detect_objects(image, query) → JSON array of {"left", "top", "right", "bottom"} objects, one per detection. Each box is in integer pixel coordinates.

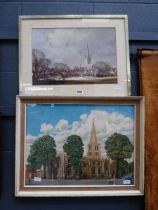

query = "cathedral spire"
[{"left": 85, "top": 43, "right": 92, "bottom": 65}]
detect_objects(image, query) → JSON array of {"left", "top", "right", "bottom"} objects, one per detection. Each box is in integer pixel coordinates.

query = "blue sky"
[{"left": 26, "top": 104, "right": 134, "bottom": 136}]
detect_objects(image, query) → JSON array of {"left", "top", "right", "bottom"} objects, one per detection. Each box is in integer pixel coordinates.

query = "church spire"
[
  {"left": 87, "top": 121, "right": 101, "bottom": 158},
  {"left": 90, "top": 121, "right": 97, "bottom": 144}
]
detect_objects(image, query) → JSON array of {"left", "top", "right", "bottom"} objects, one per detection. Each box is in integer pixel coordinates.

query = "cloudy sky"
[
  {"left": 26, "top": 104, "right": 134, "bottom": 157},
  {"left": 32, "top": 28, "right": 117, "bottom": 68}
]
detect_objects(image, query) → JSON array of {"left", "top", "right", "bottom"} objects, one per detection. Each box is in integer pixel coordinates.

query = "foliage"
[
  {"left": 117, "top": 159, "right": 129, "bottom": 177},
  {"left": 128, "top": 161, "right": 134, "bottom": 174},
  {"left": 105, "top": 132, "right": 134, "bottom": 178},
  {"left": 27, "top": 135, "right": 56, "bottom": 178},
  {"left": 63, "top": 135, "right": 84, "bottom": 179}
]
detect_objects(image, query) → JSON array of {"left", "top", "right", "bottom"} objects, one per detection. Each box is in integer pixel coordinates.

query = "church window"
[{"left": 83, "top": 163, "right": 87, "bottom": 167}]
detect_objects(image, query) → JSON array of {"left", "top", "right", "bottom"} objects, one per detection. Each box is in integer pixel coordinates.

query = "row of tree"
[
  {"left": 27, "top": 133, "right": 134, "bottom": 180},
  {"left": 32, "top": 49, "right": 117, "bottom": 83}
]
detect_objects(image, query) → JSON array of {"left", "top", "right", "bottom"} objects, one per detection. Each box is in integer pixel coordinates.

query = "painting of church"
[
  {"left": 25, "top": 101, "right": 135, "bottom": 187},
  {"left": 56, "top": 122, "right": 116, "bottom": 180}
]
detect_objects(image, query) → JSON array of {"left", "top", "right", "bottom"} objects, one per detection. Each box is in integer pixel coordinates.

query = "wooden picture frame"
[
  {"left": 19, "top": 15, "right": 130, "bottom": 96},
  {"left": 138, "top": 49, "right": 158, "bottom": 210},
  {"left": 15, "top": 96, "right": 144, "bottom": 197}
]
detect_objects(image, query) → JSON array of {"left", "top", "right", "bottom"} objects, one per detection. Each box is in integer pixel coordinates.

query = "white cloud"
[
  {"left": 55, "top": 119, "right": 68, "bottom": 131},
  {"left": 80, "top": 113, "right": 88, "bottom": 122},
  {"left": 71, "top": 121, "right": 80, "bottom": 132},
  {"left": 54, "top": 132, "right": 71, "bottom": 152},
  {"left": 26, "top": 134, "right": 37, "bottom": 144},
  {"left": 40, "top": 123, "right": 54, "bottom": 133}
]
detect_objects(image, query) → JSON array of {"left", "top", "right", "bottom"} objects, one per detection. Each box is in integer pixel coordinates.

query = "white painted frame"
[{"left": 15, "top": 96, "right": 144, "bottom": 197}]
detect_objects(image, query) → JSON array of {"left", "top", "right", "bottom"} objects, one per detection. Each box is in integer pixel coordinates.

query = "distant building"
[
  {"left": 56, "top": 152, "right": 68, "bottom": 179},
  {"left": 56, "top": 151, "right": 76, "bottom": 180},
  {"left": 25, "top": 137, "right": 35, "bottom": 165}
]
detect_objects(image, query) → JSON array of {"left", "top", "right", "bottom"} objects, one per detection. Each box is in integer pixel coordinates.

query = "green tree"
[
  {"left": 27, "top": 135, "right": 56, "bottom": 179},
  {"left": 128, "top": 161, "right": 134, "bottom": 174},
  {"left": 105, "top": 132, "right": 134, "bottom": 178},
  {"left": 118, "top": 159, "right": 129, "bottom": 177},
  {"left": 63, "top": 135, "right": 84, "bottom": 179}
]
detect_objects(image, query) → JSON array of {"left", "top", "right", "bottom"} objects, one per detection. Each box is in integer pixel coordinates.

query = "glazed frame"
[{"left": 19, "top": 15, "right": 130, "bottom": 96}]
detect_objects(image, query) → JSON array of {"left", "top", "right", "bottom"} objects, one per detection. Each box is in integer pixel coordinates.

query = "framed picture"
[
  {"left": 15, "top": 96, "right": 144, "bottom": 196},
  {"left": 19, "top": 15, "right": 130, "bottom": 96}
]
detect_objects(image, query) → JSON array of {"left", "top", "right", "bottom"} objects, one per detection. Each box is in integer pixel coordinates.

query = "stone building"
[
  {"left": 56, "top": 152, "right": 68, "bottom": 179},
  {"left": 81, "top": 121, "right": 111, "bottom": 179}
]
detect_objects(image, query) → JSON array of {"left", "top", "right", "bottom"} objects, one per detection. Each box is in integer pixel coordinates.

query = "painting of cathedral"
[
  {"left": 25, "top": 103, "right": 134, "bottom": 186},
  {"left": 32, "top": 28, "right": 117, "bottom": 85}
]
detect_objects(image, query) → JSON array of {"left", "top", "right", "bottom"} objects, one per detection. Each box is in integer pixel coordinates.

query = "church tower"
[{"left": 87, "top": 121, "right": 101, "bottom": 158}]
